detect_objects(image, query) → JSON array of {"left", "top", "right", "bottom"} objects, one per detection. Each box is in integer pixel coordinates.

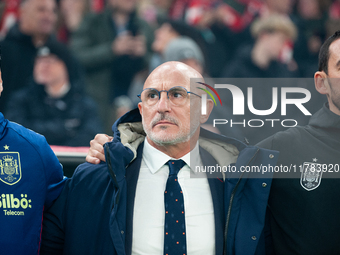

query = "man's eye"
[
  {"left": 173, "top": 92, "right": 183, "bottom": 98},
  {"left": 147, "top": 92, "right": 158, "bottom": 99},
  {"left": 170, "top": 89, "right": 186, "bottom": 98}
]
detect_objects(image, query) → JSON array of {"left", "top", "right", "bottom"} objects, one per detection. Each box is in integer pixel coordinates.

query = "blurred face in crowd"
[
  {"left": 262, "top": 31, "right": 288, "bottom": 60},
  {"left": 20, "top": 0, "right": 57, "bottom": 36},
  {"left": 297, "top": 0, "right": 320, "bottom": 19},
  {"left": 34, "top": 55, "right": 68, "bottom": 86},
  {"left": 152, "top": 23, "right": 179, "bottom": 53},
  {"left": 109, "top": 0, "right": 136, "bottom": 14},
  {"left": 138, "top": 62, "right": 211, "bottom": 148}
]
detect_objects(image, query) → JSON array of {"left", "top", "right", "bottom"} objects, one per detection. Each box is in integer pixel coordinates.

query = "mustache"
[{"left": 151, "top": 113, "right": 179, "bottom": 127}]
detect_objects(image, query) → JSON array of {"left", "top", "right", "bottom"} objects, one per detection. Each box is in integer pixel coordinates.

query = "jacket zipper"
[
  {"left": 104, "top": 143, "right": 121, "bottom": 209},
  {"left": 224, "top": 148, "right": 260, "bottom": 255}
]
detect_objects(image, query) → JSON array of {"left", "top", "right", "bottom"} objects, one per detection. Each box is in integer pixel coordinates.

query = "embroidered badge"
[
  {"left": 300, "top": 161, "right": 322, "bottom": 191},
  {"left": 0, "top": 152, "right": 22, "bottom": 185}
]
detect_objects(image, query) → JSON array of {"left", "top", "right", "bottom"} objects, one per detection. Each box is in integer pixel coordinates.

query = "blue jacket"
[
  {"left": 0, "top": 112, "right": 65, "bottom": 254},
  {"left": 41, "top": 108, "right": 278, "bottom": 255}
]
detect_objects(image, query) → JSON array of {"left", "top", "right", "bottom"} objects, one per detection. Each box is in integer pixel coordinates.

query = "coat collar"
[{"left": 309, "top": 103, "right": 340, "bottom": 130}]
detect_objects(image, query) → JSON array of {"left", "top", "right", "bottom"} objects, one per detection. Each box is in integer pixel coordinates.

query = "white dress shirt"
[{"left": 132, "top": 139, "right": 215, "bottom": 255}]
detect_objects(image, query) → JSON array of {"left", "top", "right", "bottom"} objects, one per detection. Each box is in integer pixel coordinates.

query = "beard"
[
  {"left": 327, "top": 78, "right": 340, "bottom": 112},
  {"left": 142, "top": 112, "right": 200, "bottom": 146}
]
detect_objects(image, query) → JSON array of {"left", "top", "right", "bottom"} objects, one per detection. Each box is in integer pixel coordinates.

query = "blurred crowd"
[{"left": 0, "top": 0, "right": 339, "bottom": 146}]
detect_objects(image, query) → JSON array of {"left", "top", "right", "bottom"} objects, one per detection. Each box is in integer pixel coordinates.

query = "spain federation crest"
[
  {"left": 300, "top": 162, "right": 323, "bottom": 191},
  {"left": 0, "top": 152, "right": 22, "bottom": 185}
]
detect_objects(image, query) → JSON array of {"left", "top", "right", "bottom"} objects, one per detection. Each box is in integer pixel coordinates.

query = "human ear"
[
  {"left": 138, "top": 102, "right": 143, "bottom": 115},
  {"left": 200, "top": 99, "right": 214, "bottom": 124},
  {"left": 314, "top": 71, "right": 329, "bottom": 95}
]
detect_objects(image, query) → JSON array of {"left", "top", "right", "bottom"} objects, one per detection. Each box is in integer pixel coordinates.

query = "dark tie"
[{"left": 164, "top": 159, "right": 187, "bottom": 255}]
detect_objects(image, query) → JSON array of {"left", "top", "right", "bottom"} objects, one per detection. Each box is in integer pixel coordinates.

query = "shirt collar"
[{"left": 143, "top": 138, "right": 200, "bottom": 174}]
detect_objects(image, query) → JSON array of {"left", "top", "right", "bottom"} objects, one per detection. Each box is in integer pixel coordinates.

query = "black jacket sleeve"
[{"left": 41, "top": 179, "right": 71, "bottom": 255}]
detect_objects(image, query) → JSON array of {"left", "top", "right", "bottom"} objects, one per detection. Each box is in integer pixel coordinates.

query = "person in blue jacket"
[
  {"left": 0, "top": 48, "right": 66, "bottom": 254},
  {"left": 41, "top": 61, "right": 279, "bottom": 254}
]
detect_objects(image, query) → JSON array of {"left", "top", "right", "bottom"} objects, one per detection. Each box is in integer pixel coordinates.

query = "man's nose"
[{"left": 157, "top": 91, "right": 171, "bottom": 112}]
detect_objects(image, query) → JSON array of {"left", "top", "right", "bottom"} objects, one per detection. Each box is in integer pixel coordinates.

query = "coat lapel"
[
  {"left": 200, "top": 147, "right": 225, "bottom": 255},
  {"left": 125, "top": 142, "right": 144, "bottom": 255}
]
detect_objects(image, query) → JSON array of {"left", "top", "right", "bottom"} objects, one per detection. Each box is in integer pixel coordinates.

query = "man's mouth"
[
  {"left": 153, "top": 121, "right": 175, "bottom": 127},
  {"left": 151, "top": 114, "right": 178, "bottom": 128}
]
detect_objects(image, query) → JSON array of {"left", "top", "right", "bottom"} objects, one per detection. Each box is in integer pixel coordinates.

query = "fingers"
[
  {"left": 112, "top": 33, "right": 134, "bottom": 55},
  {"left": 85, "top": 155, "right": 101, "bottom": 164},
  {"left": 133, "top": 35, "right": 146, "bottom": 56},
  {"left": 93, "top": 133, "right": 113, "bottom": 146},
  {"left": 86, "top": 144, "right": 106, "bottom": 163},
  {"left": 86, "top": 134, "right": 113, "bottom": 164},
  {"left": 112, "top": 33, "right": 147, "bottom": 56}
]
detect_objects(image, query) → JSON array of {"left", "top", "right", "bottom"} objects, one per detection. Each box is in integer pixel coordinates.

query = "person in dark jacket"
[
  {"left": 41, "top": 61, "right": 279, "bottom": 254},
  {"left": 0, "top": 0, "right": 83, "bottom": 111},
  {"left": 5, "top": 42, "right": 102, "bottom": 147},
  {"left": 70, "top": 0, "right": 154, "bottom": 133},
  {"left": 222, "top": 14, "right": 299, "bottom": 78},
  {"left": 218, "top": 14, "right": 301, "bottom": 145},
  {"left": 257, "top": 30, "right": 340, "bottom": 254},
  {"left": 0, "top": 45, "right": 65, "bottom": 255}
]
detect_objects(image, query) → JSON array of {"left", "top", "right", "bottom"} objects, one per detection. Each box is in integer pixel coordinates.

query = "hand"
[
  {"left": 112, "top": 32, "right": 135, "bottom": 55},
  {"left": 132, "top": 35, "right": 146, "bottom": 57},
  {"left": 86, "top": 134, "right": 113, "bottom": 164}
]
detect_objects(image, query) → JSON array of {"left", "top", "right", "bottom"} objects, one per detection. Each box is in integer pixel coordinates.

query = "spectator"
[
  {"left": 5, "top": 42, "right": 102, "bottom": 147},
  {"left": 70, "top": 0, "right": 154, "bottom": 133},
  {"left": 194, "top": 0, "right": 264, "bottom": 77},
  {"left": 57, "top": 0, "right": 91, "bottom": 44},
  {"left": 0, "top": 0, "right": 83, "bottom": 112},
  {"left": 149, "top": 20, "right": 181, "bottom": 71},
  {"left": 150, "top": 19, "right": 208, "bottom": 72},
  {"left": 218, "top": 14, "right": 300, "bottom": 145},
  {"left": 195, "top": 0, "right": 296, "bottom": 77},
  {"left": 222, "top": 14, "right": 298, "bottom": 78},
  {"left": 0, "top": 45, "right": 65, "bottom": 255},
  {"left": 293, "top": 0, "right": 328, "bottom": 77},
  {"left": 197, "top": 0, "right": 263, "bottom": 32},
  {"left": 137, "top": 0, "right": 225, "bottom": 79}
]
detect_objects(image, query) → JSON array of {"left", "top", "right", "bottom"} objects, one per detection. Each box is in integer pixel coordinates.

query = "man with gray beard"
[{"left": 42, "top": 61, "right": 278, "bottom": 255}]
